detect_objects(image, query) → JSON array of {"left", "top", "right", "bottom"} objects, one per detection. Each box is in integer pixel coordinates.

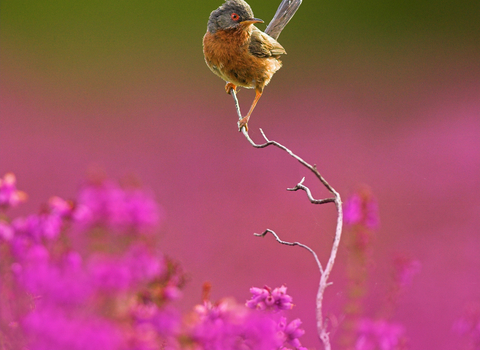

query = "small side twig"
[
  {"left": 255, "top": 229, "right": 324, "bottom": 275},
  {"left": 231, "top": 89, "right": 343, "bottom": 350},
  {"left": 287, "top": 177, "right": 336, "bottom": 205}
]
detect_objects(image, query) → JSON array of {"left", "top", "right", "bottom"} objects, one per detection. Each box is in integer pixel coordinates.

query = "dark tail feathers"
[{"left": 264, "top": 0, "right": 302, "bottom": 40}]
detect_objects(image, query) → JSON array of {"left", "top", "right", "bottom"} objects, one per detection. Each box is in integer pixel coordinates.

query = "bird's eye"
[{"left": 231, "top": 13, "right": 240, "bottom": 21}]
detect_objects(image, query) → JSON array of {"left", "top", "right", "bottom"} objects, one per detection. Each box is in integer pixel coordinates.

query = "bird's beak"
[{"left": 241, "top": 18, "right": 264, "bottom": 25}]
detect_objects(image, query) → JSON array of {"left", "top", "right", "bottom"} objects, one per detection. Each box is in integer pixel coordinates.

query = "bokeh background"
[{"left": 1, "top": 0, "right": 479, "bottom": 349}]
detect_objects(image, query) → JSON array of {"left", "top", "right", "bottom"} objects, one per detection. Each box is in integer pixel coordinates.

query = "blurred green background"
[{"left": 3, "top": 0, "right": 479, "bottom": 108}]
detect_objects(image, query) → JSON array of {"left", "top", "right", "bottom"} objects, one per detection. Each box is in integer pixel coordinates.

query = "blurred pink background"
[{"left": 1, "top": 0, "right": 479, "bottom": 349}]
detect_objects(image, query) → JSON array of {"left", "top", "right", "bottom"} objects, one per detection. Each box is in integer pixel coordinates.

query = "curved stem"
[
  {"left": 231, "top": 89, "right": 343, "bottom": 350},
  {"left": 255, "top": 229, "right": 324, "bottom": 274}
]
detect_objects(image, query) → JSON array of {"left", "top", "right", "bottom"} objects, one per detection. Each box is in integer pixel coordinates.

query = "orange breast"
[{"left": 203, "top": 29, "right": 282, "bottom": 92}]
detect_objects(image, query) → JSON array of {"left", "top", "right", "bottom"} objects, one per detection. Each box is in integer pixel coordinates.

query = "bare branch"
[
  {"left": 231, "top": 89, "right": 343, "bottom": 350},
  {"left": 287, "top": 177, "right": 336, "bottom": 205},
  {"left": 255, "top": 229, "right": 324, "bottom": 274},
  {"left": 231, "top": 90, "right": 338, "bottom": 195}
]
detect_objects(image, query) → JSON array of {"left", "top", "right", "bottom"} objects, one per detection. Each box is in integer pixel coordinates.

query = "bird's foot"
[
  {"left": 225, "top": 82, "right": 237, "bottom": 95},
  {"left": 238, "top": 116, "right": 249, "bottom": 132}
]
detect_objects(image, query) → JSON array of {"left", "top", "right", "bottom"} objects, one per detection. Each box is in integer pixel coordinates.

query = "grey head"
[{"left": 207, "top": 0, "right": 263, "bottom": 33}]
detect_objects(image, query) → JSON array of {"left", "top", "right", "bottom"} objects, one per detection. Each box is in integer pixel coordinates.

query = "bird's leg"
[
  {"left": 238, "top": 89, "right": 262, "bottom": 132},
  {"left": 225, "top": 82, "right": 237, "bottom": 94}
]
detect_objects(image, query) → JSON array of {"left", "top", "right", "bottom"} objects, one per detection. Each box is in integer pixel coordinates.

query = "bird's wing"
[{"left": 248, "top": 27, "right": 287, "bottom": 58}]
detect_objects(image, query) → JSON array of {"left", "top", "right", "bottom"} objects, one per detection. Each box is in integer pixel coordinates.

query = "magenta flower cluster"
[
  {"left": 75, "top": 177, "right": 164, "bottom": 233},
  {"left": 186, "top": 289, "right": 306, "bottom": 350},
  {"left": 246, "top": 285, "right": 294, "bottom": 312},
  {"left": 0, "top": 173, "right": 307, "bottom": 350},
  {"left": 189, "top": 299, "right": 284, "bottom": 350}
]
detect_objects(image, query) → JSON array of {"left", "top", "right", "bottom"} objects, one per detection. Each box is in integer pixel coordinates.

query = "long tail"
[{"left": 264, "top": 0, "right": 302, "bottom": 40}]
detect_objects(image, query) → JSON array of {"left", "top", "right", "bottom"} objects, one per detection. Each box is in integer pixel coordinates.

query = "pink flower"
[
  {"left": 75, "top": 178, "right": 164, "bottom": 233},
  {"left": 343, "top": 188, "right": 380, "bottom": 230},
  {"left": 246, "top": 285, "right": 293, "bottom": 312},
  {"left": 189, "top": 298, "right": 285, "bottom": 350},
  {"left": 278, "top": 316, "right": 307, "bottom": 349},
  {"left": 0, "top": 173, "right": 27, "bottom": 210},
  {"left": 0, "top": 220, "right": 14, "bottom": 241}
]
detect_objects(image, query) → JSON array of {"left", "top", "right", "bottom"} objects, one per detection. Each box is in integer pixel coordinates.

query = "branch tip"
[{"left": 254, "top": 231, "right": 268, "bottom": 237}]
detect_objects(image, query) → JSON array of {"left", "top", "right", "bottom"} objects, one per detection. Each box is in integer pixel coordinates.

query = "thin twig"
[
  {"left": 287, "top": 177, "right": 336, "bottom": 205},
  {"left": 255, "top": 229, "right": 324, "bottom": 274},
  {"left": 231, "top": 89, "right": 343, "bottom": 350}
]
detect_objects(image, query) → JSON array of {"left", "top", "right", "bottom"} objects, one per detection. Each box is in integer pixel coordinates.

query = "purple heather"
[{"left": 246, "top": 285, "right": 293, "bottom": 312}]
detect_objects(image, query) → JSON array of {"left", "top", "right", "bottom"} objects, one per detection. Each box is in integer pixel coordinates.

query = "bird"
[{"left": 203, "top": 0, "right": 302, "bottom": 131}]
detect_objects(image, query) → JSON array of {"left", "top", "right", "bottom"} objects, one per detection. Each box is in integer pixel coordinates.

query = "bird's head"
[{"left": 207, "top": 0, "right": 264, "bottom": 33}]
